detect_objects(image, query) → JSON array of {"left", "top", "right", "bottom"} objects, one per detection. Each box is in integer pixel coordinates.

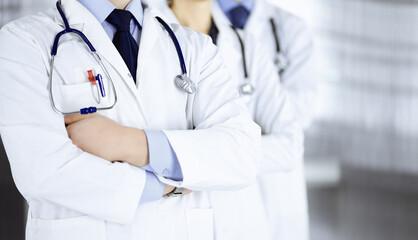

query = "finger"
[
  {"left": 64, "top": 113, "right": 95, "bottom": 125},
  {"left": 183, "top": 189, "right": 193, "bottom": 195}
]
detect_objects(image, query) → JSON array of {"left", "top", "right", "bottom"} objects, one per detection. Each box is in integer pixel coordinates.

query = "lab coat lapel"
[
  {"left": 56, "top": 0, "right": 141, "bottom": 104},
  {"left": 211, "top": 1, "right": 233, "bottom": 29},
  {"left": 136, "top": 7, "right": 159, "bottom": 90},
  {"left": 133, "top": 6, "right": 161, "bottom": 126},
  {"left": 135, "top": 8, "right": 173, "bottom": 126},
  {"left": 212, "top": 2, "right": 244, "bottom": 79},
  {"left": 245, "top": 0, "right": 270, "bottom": 39}
]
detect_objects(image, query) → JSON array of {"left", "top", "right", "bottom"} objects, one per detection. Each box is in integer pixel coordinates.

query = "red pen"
[
  {"left": 87, "top": 70, "right": 97, "bottom": 86},
  {"left": 87, "top": 70, "right": 100, "bottom": 104}
]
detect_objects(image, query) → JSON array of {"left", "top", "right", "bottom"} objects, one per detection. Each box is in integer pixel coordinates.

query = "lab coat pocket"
[
  {"left": 58, "top": 82, "right": 99, "bottom": 113},
  {"left": 185, "top": 208, "right": 214, "bottom": 240},
  {"left": 30, "top": 215, "right": 106, "bottom": 240},
  {"left": 51, "top": 65, "right": 116, "bottom": 114}
]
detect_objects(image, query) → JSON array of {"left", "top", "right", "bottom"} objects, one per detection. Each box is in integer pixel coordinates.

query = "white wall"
[
  {"left": 0, "top": 0, "right": 54, "bottom": 26},
  {"left": 255, "top": 0, "right": 418, "bottom": 175},
  {"left": 289, "top": 0, "right": 418, "bottom": 174},
  {"left": 20, "top": 0, "right": 55, "bottom": 15}
]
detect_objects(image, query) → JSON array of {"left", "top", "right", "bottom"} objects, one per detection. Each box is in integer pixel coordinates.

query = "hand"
[
  {"left": 163, "top": 185, "right": 175, "bottom": 195},
  {"left": 183, "top": 189, "right": 193, "bottom": 195},
  {"left": 65, "top": 114, "right": 149, "bottom": 167},
  {"left": 163, "top": 185, "right": 193, "bottom": 196}
]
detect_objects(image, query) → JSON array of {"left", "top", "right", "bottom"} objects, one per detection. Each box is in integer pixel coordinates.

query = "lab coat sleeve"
[
  {"left": 163, "top": 36, "right": 261, "bottom": 191},
  {"left": 252, "top": 46, "right": 304, "bottom": 174},
  {"left": 280, "top": 17, "right": 317, "bottom": 129},
  {"left": 0, "top": 26, "right": 146, "bottom": 225}
]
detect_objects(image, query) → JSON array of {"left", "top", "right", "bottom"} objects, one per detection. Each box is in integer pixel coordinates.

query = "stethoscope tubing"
[
  {"left": 230, "top": 27, "right": 255, "bottom": 96},
  {"left": 270, "top": 18, "right": 288, "bottom": 77},
  {"left": 50, "top": 1, "right": 193, "bottom": 115},
  {"left": 155, "top": 16, "right": 188, "bottom": 76},
  {"left": 270, "top": 18, "right": 281, "bottom": 54},
  {"left": 52, "top": 1, "right": 96, "bottom": 55},
  {"left": 231, "top": 26, "right": 249, "bottom": 79},
  {"left": 49, "top": 1, "right": 118, "bottom": 115}
]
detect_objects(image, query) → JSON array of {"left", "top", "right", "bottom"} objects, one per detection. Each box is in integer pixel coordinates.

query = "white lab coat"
[
  {"left": 160, "top": 3, "right": 304, "bottom": 240},
  {"left": 0, "top": 1, "right": 261, "bottom": 240},
  {"left": 242, "top": 0, "right": 317, "bottom": 239}
]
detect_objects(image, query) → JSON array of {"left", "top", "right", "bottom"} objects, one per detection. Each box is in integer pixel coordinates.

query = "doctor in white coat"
[
  {"left": 213, "top": 0, "right": 317, "bottom": 239},
  {"left": 159, "top": 0, "right": 304, "bottom": 239},
  {"left": 0, "top": 0, "right": 261, "bottom": 239}
]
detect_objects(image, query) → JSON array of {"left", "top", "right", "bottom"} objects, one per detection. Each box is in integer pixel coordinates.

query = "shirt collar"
[
  {"left": 216, "top": 0, "right": 255, "bottom": 13},
  {"left": 78, "top": 0, "right": 144, "bottom": 26},
  {"left": 125, "top": 0, "right": 144, "bottom": 26}
]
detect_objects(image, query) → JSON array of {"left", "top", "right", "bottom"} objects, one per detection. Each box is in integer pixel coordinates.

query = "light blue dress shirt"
[
  {"left": 78, "top": 0, "right": 183, "bottom": 204},
  {"left": 217, "top": 0, "right": 255, "bottom": 23},
  {"left": 78, "top": 0, "right": 143, "bottom": 42}
]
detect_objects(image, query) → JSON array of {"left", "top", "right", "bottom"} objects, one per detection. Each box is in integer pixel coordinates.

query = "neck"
[
  {"left": 170, "top": 0, "right": 212, "bottom": 35},
  {"left": 109, "top": 0, "right": 132, "bottom": 9}
]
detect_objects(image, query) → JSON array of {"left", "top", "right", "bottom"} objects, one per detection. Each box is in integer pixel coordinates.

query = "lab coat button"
[
  {"left": 127, "top": 73, "right": 132, "bottom": 78},
  {"left": 162, "top": 169, "right": 169, "bottom": 175}
]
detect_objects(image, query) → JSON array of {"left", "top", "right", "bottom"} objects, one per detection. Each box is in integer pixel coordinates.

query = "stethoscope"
[
  {"left": 209, "top": 20, "right": 255, "bottom": 96},
  {"left": 230, "top": 27, "right": 254, "bottom": 96},
  {"left": 226, "top": 19, "right": 289, "bottom": 96},
  {"left": 50, "top": 1, "right": 196, "bottom": 115},
  {"left": 270, "top": 18, "right": 288, "bottom": 76}
]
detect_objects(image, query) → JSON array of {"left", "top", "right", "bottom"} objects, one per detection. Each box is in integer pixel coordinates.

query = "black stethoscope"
[
  {"left": 230, "top": 27, "right": 254, "bottom": 96},
  {"left": 209, "top": 23, "right": 254, "bottom": 95},
  {"left": 50, "top": 1, "right": 195, "bottom": 115},
  {"left": 270, "top": 18, "right": 288, "bottom": 76},
  {"left": 211, "top": 18, "right": 288, "bottom": 96}
]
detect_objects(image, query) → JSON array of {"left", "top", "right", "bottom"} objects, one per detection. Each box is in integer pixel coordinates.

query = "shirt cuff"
[
  {"left": 144, "top": 130, "right": 183, "bottom": 181},
  {"left": 139, "top": 171, "right": 165, "bottom": 204}
]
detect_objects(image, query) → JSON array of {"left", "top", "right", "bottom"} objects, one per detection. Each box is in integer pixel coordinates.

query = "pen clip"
[
  {"left": 96, "top": 74, "right": 106, "bottom": 98},
  {"left": 87, "top": 70, "right": 100, "bottom": 104}
]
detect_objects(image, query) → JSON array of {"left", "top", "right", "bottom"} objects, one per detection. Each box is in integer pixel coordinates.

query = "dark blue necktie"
[
  {"left": 209, "top": 20, "right": 219, "bottom": 45},
  {"left": 229, "top": 5, "right": 250, "bottom": 29},
  {"left": 106, "top": 9, "right": 139, "bottom": 82}
]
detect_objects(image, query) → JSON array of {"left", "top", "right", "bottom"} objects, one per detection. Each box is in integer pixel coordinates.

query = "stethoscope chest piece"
[
  {"left": 240, "top": 83, "right": 255, "bottom": 96},
  {"left": 175, "top": 74, "right": 196, "bottom": 94},
  {"left": 154, "top": 17, "right": 196, "bottom": 95},
  {"left": 275, "top": 52, "right": 288, "bottom": 74}
]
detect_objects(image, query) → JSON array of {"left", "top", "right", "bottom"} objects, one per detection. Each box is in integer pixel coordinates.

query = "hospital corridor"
[{"left": 1, "top": 0, "right": 417, "bottom": 239}]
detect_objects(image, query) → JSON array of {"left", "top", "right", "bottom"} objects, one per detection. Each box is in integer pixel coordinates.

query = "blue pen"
[{"left": 96, "top": 74, "right": 106, "bottom": 97}]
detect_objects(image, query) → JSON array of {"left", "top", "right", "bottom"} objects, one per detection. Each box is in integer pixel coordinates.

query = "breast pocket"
[
  {"left": 30, "top": 215, "right": 106, "bottom": 240},
  {"left": 185, "top": 208, "right": 214, "bottom": 240},
  {"left": 51, "top": 65, "right": 117, "bottom": 114}
]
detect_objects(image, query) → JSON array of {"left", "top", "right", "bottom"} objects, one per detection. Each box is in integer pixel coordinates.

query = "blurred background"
[{"left": 1, "top": 0, "right": 417, "bottom": 239}]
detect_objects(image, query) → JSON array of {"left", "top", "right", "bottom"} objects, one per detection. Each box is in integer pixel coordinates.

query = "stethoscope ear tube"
[
  {"left": 52, "top": 1, "right": 96, "bottom": 56},
  {"left": 56, "top": 1, "right": 70, "bottom": 31}
]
